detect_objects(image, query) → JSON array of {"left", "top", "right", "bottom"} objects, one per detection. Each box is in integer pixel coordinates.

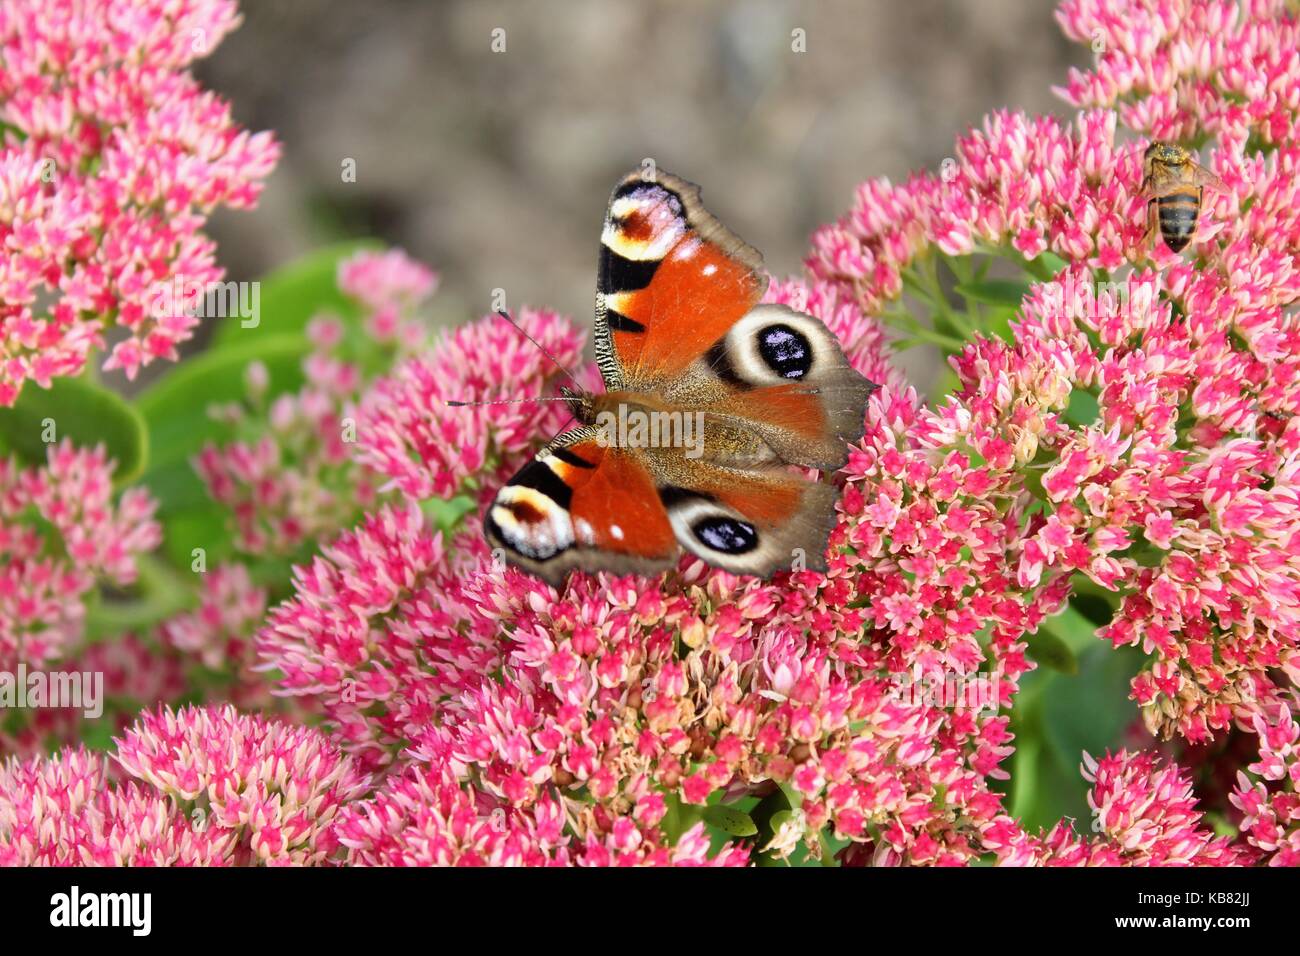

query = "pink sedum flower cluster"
[
  {"left": 870, "top": 270, "right": 1300, "bottom": 742},
  {"left": 0, "top": 0, "right": 279, "bottom": 403},
  {"left": 356, "top": 307, "right": 588, "bottom": 501},
  {"left": 8, "top": 0, "right": 1300, "bottom": 868},
  {"left": 334, "top": 760, "right": 748, "bottom": 866},
  {"left": 0, "top": 746, "right": 230, "bottom": 865},
  {"left": 1056, "top": 0, "right": 1300, "bottom": 148},
  {"left": 807, "top": 2, "right": 1300, "bottom": 744},
  {"left": 258, "top": 491, "right": 1034, "bottom": 864},
  {"left": 1, "top": 441, "right": 159, "bottom": 668},
  {"left": 1231, "top": 692, "right": 1300, "bottom": 864},
  {"left": 255, "top": 502, "right": 484, "bottom": 772},
  {"left": 0, "top": 704, "right": 367, "bottom": 865},
  {"left": 1002, "top": 749, "right": 1242, "bottom": 865}
]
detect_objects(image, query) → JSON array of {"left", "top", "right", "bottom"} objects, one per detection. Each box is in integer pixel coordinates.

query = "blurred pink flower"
[
  {"left": 161, "top": 564, "right": 265, "bottom": 671},
  {"left": 0, "top": 442, "right": 159, "bottom": 668},
  {"left": 339, "top": 248, "right": 437, "bottom": 306},
  {"left": 0, "top": 0, "right": 279, "bottom": 403},
  {"left": 159, "top": 563, "right": 274, "bottom": 710},
  {"left": 0, "top": 634, "right": 187, "bottom": 760},
  {"left": 195, "top": 352, "right": 376, "bottom": 555},
  {"left": 356, "top": 307, "right": 588, "bottom": 501}
]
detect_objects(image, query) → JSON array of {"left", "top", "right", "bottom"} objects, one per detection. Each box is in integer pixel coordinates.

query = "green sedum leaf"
[
  {"left": 702, "top": 805, "right": 759, "bottom": 838},
  {"left": 135, "top": 336, "right": 308, "bottom": 568},
  {"left": 954, "top": 278, "right": 1033, "bottom": 309},
  {"left": 421, "top": 495, "right": 478, "bottom": 536},
  {"left": 1065, "top": 388, "right": 1100, "bottom": 427},
  {"left": 1039, "top": 604, "right": 1103, "bottom": 657},
  {"left": 210, "top": 239, "right": 383, "bottom": 348},
  {"left": 0, "top": 375, "right": 148, "bottom": 485},
  {"left": 1007, "top": 609, "right": 1144, "bottom": 833},
  {"left": 1024, "top": 627, "right": 1078, "bottom": 675}
]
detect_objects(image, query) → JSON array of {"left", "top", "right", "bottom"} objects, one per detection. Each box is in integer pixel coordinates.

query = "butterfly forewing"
[{"left": 595, "top": 171, "right": 766, "bottom": 389}]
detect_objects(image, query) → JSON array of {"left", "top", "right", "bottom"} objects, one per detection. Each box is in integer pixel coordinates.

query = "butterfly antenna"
[
  {"left": 494, "top": 310, "right": 582, "bottom": 389},
  {"left": 445, "top": 311, "right": 586, "bottom": 407},
  {"left": 445, "top": 396, "right": 573, "bottom": 408}
]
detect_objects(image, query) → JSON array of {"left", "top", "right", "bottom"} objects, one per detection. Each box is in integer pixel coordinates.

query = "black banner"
[{"left": 0, "top": 865, "right": 1288, "bottom": 943}]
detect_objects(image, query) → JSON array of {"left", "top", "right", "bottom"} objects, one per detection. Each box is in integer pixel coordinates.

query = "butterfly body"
[{"left": 484, "top": 170, "right": 877, "bottom": 586}]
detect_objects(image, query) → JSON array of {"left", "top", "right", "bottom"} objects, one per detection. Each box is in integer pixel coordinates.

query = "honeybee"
[{"left": 1141, "top": 141, "right": 1226, "bottom": 253}]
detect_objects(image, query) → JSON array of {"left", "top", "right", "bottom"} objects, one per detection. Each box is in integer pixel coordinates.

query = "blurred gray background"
[{"left": 198, "top": 0, "right": 1086, "bottom": 332}]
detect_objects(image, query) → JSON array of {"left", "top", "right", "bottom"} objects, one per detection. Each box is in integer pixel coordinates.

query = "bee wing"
[
  {"left": 1140, "top": 165, "right": 1176, "bottom": 197},
  {"left": 1190, "top": 162, "right": 1228, "bottom": 194}
]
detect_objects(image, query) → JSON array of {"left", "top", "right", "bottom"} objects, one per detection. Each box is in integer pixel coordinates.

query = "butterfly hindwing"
[
  {"left": 666, "top": 303, "right": 876, "bottom": 470},
  {"left": 657, "top": 462, "right": 839, "bottom": 576},
  {"left": 486, "top": 430, "right": 840, "bottom": 583},
  {"left": 485, "top": 430, "right": 680, "bottom": 586}
]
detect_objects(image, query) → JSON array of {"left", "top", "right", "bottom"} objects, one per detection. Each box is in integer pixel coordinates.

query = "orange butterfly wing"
[
  {"left": 484, "top": 429, "right": 837, "bottom": 585},
  {"left": 594, "top": 170, "right": 766, "bottom": 388},
  {"left": 484, "top": 434, "right": 679, "bottom": 585},
  {"left": 484, "top": 169, "right": 875, "bottom": 587}
]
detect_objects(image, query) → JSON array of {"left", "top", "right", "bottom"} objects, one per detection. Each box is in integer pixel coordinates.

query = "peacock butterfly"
[{"left": 477, "top": 168, "right": 877, "bottom": 586}]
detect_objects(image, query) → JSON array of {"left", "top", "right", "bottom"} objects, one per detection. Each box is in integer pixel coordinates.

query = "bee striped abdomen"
[{"left": 1157, "top": 188, "right": 1200, "bottom": 252}]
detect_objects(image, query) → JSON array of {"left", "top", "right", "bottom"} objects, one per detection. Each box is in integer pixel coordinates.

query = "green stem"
[
  {"left": 947, "top": 253, "right": 974, "bottom": 283},
  {"left": 901, "top": 269, "right": 939, "bottom": 307},
  {"left": 924, "top": 254, "right": 979, "bottom": 340},
  {"left": 818, "top": 830, "right": 839, "bottom": 866},
  {"left": 895, "top": 323, "right": 967, "bottom": 352},
  {"left": 981, "top": 241, "right": 1062, "bottom": 284}
]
